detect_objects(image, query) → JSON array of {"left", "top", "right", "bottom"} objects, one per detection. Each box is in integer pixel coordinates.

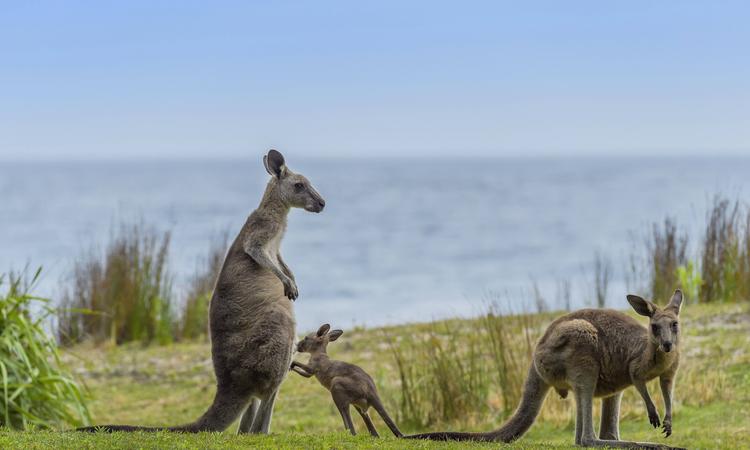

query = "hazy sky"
[{"left": 1, "top": 1, "right": 748, "bottom": 160}]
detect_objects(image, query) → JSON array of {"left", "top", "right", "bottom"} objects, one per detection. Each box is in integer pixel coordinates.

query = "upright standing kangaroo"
[
  {"left": 408, "top": 290, "right": 686, "bottom": 450},
  {"left": 78, "top": 149, "right": 326, "bottom": 433}
]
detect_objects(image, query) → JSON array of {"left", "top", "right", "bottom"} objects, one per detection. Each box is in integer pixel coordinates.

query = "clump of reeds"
[
  {"left": 178, "top": 232, "right": 228, "bottom": 340},
  {"left": 388, "top": 299, "right": 547, "bottom": 428},
  {"left": 627, "top": 195, "right": 750, "bottom": 304},
  {"left": 700, "top": 196, "right": 746, "bottom": 303},
  {"left": 0, "top": 269, "right": 90, "bottom": 429},
  {"left": 592, "top": 251, "right": 612, "bottom": 308},
  {"left": 57, "top": 223, "right": 174, "bottom": 346},
  {"left": 647, "top": 218, "right": 689, "bottom": 302},
  {"left": 388, "top": 320, "right": 489, "bottom": 428},
  {"left": 626, "top": 217, "right": 689, "bottom": 301},
  {"left": 481, "top": 303, "right": 539, "bottom": 416}
]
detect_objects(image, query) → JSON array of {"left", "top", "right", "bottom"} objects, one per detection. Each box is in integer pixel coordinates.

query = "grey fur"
[
  {"left": 77, "top": 149, "right": 325, "bottom": 434},
  {"left": 408, "top": 290, "right": 686, "bottom": 450},
  {"left": 291, "top": 324, "right": 403, "bottom": 438}
]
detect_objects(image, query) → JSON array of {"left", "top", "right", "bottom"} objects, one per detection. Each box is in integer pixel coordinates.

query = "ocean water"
[{"left": 1, "top": 156, "right": 748, "bottom": 331}]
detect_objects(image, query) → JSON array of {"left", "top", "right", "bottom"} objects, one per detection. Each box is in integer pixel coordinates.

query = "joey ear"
[
  {"left": 627, "top": 295, "right": 656, "bottom": 317},
  {"left": 665, "top": 289, "right": 683, "bottom": 315},
  {"left": 316, "top": 323, "right": 331, "bottom": 337},
  {"left": 328, "top": 330, "right": 343, "bottom": 341},
  {"left": 264, "top": 149, "right": 287, "bottom": 178}
]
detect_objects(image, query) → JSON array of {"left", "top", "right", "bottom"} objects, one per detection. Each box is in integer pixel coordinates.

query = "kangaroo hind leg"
[
  {"left": 248, "top": 389, "right": 278, "bottom": 434},
  {"left": 332, "top": 388, "right": 356, "bottom": 435},
  {"left": 599, "top": 392, "right": 622, "bottom": 440},
  {"left": 237, "top": 398, "right": 261, "bottom": 434},
  {"left": 355, "top": 406, "right": 379, "bottom": 437}
]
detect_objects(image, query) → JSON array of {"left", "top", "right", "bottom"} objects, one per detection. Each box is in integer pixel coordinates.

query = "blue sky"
[{"left": 1, "top": 1, "right": 748, "bottom": 160}]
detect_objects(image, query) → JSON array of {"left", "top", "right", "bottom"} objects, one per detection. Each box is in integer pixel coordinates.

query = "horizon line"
[{"left": 1, "top": 151, "right": 749, "bottom": 164}]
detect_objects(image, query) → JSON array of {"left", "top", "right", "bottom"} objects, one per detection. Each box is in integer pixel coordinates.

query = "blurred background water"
[{"left": 1, "top": 156, "right": 748, "bottom": 331}]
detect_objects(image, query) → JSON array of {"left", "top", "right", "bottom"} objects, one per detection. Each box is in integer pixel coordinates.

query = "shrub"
[{"left": 0, "top": 269, "right": 90, "bottom": 429}]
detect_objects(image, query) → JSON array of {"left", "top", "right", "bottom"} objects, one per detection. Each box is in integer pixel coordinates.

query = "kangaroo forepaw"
[{"left": 284, "top": 279, "right": 299, "bottom": 300}]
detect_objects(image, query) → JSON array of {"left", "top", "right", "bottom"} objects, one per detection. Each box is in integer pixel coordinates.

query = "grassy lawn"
[{"left": 1, "top": 302, "right": 748, "bottom": 449}]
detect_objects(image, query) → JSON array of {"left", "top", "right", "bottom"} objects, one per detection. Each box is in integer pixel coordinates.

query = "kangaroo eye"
[
  {"left": 651, "top": 324, "right": 660, "bottom": 334},
  {"left": 294, "top": 182, "right": 304, "bottom": 191},
  {"left": 671, "top": 322, "right": 679, "bottom": 330}
]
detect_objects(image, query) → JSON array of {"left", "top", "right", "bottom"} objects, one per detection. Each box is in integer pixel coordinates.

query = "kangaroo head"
[
  {"left": 627, "top": 289, "right": 683, "bottom": 353},
  {"left": 263, "top": 149, "right": 326, "bottom": 213},
  {"left": 296, "top": 323, "right": 343, "bottom": 354}
]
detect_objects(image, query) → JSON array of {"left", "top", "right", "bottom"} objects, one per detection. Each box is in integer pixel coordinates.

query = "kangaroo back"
[{"left": 406, "top": 363, "right": 549, "bottom": 442}]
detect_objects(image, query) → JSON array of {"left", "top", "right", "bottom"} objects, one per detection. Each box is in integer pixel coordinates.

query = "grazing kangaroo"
[
  {"left": 291, "top": 324, "right": 403, "bottom": 438},
  {"left": 78, "top": 149, "right": 325, "bottom": 434},
  {"left": 408, "top": 290, "right": 686, "bottom": 450}
]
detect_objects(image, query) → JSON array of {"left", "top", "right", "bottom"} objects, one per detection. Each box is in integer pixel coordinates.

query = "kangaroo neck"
[
  {"left": 258, "top": 181, "right": 290, "bottom": 220},
  {"left": 309, "top": 352, "right": 331, "bottom": 373},
  {"left": 309, "top": 352, "right": 335, "bottom": 389},
  {"left": 634, "top": 337, "right": 674, "bottom": 372}
]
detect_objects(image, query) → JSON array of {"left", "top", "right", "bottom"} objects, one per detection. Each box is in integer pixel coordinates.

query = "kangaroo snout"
[
  {"left": 306, "top": 197, "right": 326, "bottom": 213},
  {"left": 662, "top": 342, "right": 673, "bottom": 352}
]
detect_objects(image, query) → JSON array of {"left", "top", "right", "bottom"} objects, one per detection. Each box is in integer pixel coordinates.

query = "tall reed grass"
[
  {"left": 591, "top": 251, "right": 611, "bottom": 307},
  {"left": 57, "top": 224, "right": 174, "bottom": 345},
  {"left": 630, "top": 195, "right": 750, "bottom": 303},
  {"left": 388, "top": 300, "right": 546, "bottom": 428},
  {"left": 178, "top": 233, "right": 228, "bottom": 340},
  {"left": 699, "top": 196, "right": 750, "bottom": 303},
  {"left": 0, "top": 269, "right": 90, "bottom": 429}
]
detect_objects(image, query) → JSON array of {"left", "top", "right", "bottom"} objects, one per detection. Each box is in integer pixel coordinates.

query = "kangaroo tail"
[
  {"left": 370, "top": 395, "right": 403, "bottom": 437},
  {"left": 406, "top": 363, "right": 550, "bottom": 442},
  {"left": 76, "top": 386, "right": 249, "bottom": 433}
]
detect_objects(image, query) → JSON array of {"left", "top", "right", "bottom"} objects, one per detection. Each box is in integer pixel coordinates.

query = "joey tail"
[
  {"left": 406, "top": 364, "right": 550, "bottom": 442},
  {"left": 76, "top": 386, "right": 249, "bottom": 433}
]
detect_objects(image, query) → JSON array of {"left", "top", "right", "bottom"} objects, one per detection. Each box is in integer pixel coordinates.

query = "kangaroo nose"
[
  {"left": 318, "top": 199, "right": 326, "bottom": 208},
  {"left": 663, "top": 342, "right": 673, "bottom": 352}
]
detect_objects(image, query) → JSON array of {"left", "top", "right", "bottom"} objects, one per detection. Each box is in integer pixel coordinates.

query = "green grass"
[{"left": 2, "top": 302, "right": 749, "bottom": 449}]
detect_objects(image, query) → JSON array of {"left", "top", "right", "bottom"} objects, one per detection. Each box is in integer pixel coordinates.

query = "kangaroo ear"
[
  {"left": 316, "top": 324, "right": 331, "bottom": 337},
  {"left": 264, "top": 149, "right": 288, "bottom": 178},
  {"left": 627, "top": 295, "right": 656, "bottom": 317},
  {"left": 328, "top": 330, "right": 343, "bottom": 341},
  {"left": 665, "top": 289, "right": 683, "bottom": 315}
]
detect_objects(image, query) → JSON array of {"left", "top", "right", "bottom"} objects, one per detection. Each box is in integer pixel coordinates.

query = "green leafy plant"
[
  {"left": 0, "top": 269, "right": 90, "bottom": 429},
  {"left": 676, "top": 261, "right": 702, "bottom": 304}
]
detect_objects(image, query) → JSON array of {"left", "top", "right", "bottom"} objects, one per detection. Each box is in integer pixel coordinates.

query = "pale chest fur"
[
  {"left": 634, "top": 350, "right": 679, "bottom": 381},
  {"left": 264, "top": 224, "right": 287, "bottom": 260}
]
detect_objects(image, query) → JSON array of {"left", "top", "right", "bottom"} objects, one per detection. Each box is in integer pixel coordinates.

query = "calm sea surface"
[{"left": 1, "top": 157, "right": 748, "bottom": 331}]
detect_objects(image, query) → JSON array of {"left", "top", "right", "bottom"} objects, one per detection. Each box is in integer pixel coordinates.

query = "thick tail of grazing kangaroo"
[
  {"left": 76, "top": 387, "right": 248, "bottom": 433},
  {"left": 370, "top": 395, "right": 403, "bottom": 437},
  {"left": 406, "top": 363, "right": 550, "bottom": 442}
]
